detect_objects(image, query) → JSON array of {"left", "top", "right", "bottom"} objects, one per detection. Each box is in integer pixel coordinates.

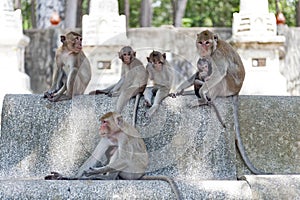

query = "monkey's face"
[
  {"left": 198, "top": 63, "right": 209, "bottom": 73},
  {"left": 119, "top": 46, "right": 135, "bottom": 64},
  {"left": 99, "top": 115, "right": 121, "bottom": 139},
  {"left": 196, "top": 31, "right": 218, "bottom": 58},
  {"left": 65, "top": 33, "right": 82, "bottom": 54},
  {"left": 147, "top": 51, "right": 165, "bottom": 71},
  {"left": 122, "top": 52, "right": 132, "bottom": 65},
  {"left": 99, "top": 119, "right": 110, "bottom": 137}
]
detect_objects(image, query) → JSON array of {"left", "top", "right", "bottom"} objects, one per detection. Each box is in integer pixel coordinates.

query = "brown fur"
[{"left": 44, "top": 31, "right": 91, "bottom": 101}]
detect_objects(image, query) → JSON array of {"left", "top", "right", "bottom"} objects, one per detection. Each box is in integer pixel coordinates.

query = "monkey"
[
  {"left": 171, "top": 57, "right": 225, "bottom": 127},
  {"left": 193, "top": 30, "right": 245, "bottom": 105},
  {"left": 143, "top": 50, "right": 176, "bottom": 117},
  {"left": 194, "top": 58, "right": 212, "bottom": 99},
  {"left": 43, "top": 31, "right": 91, "bottom": 102},
  {"left": 194, "top": 30, "right": 271, "bottom": 174},
  {"left": 45, "top": 112, "right": 182, "bottom": 200},
  {"left": 89, "top": 46, "right": 148, "bottom": 126}
]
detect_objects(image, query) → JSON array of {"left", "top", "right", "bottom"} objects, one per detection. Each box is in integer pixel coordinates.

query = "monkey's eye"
[{"left": 123, "top": 53, "right": 130, "bottom": 56}]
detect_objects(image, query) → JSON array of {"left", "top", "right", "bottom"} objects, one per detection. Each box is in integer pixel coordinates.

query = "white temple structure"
[
  {"left": 82, "top": 0, "right": 127, "bottom": 45},
  {"left": 82, "top": 0, "right": 129, "bottom": 93},
  {"left": 231, "top": 0, "right": 287, "bottom": 95},
  {"left": 0, "top": 0, "right": 31, "bottom": 113}
]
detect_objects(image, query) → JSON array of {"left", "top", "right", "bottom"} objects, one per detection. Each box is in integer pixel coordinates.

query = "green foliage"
[
  {"left": 269, "top": 0, "right": 297, "bottom": 26},
  {"left": 184, "top": 0, "right": 240, "bottom": 27},
  {"left": 21, "top": 0, "right": 33, "bottom": 30},
  {"left": 20, "top": 0, "right": 299, "bottom": 29}
]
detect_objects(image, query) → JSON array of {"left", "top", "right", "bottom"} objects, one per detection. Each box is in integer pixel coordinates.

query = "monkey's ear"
[
  {"left": 147, "top": 57, "right": 150, "bottom": 62},
  {"left": 133, "top": 51, "right": 136, "bottom": 57},
  {"left": 60, "top": 35, "right": 66, "bottom": 43},
  {"left": 115, "top": 114, "right": 124, "bottom": 128},
  {"left": 213, "top": 34, "right": 218, "bottom": 42},
  {"left": 118, "top": 51, "right": 122, "bottom": 59},
  {"left": 162, "top": 53, "right": 166, "bottom": 60}
]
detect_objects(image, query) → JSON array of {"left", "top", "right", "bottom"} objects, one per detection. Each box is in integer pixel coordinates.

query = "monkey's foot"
[
  {"left": 89, "top": 90, "right": 108, "bottom": 95},
  {"left": 144, "top": 100, "right": 152, "bottom": 107},
  {"left": 189, "top": 99, "right": 208, "bottom": 108}
]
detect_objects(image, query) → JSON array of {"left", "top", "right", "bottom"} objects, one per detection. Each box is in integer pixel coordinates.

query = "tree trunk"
[
  {"left": 36, "top": 0, "right": 65, "bottom": 29},
  {"left": 76, "top": 0, "right": 83, "bottom": 28},
  {"left": 14, "top": 0, "right": 21, "bottom": 9},
  {"left": 172, "top": 0, "right": 188, "bottom": 27},
  {"left": 65, "top": 0, "right": 78, "bottom": 28},
  {"left": 124, "top": 0, "right": 130, "bottom": 29},
  {"left": 31, "top": 0, "right": 37, "bottom": 28},
  {"left": 140, "top": 0, "right": 152, "bottom": 27},
  {"left": 297, "top": 0, "right": 300, "bottom": 27}
]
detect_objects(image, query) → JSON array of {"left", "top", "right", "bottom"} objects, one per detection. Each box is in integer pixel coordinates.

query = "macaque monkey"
[
  {"left": 44, "top": 31, "right": 91, "bottom": 101},
  {"left": 194, "top": 58, "right": 212, "bottom": 98},
  {"left": 194, "top": 30, "right": 245, "bottom": 105},
  {"left": 45, "top": 112, "right": 181, "bottom": 200},
  {"left": 89, "top": 46, "right": 148, "bottom": 126},
  {"left": 195, "top": 30, "right": 270, "bottom": 174},
  {"left": 143, "top": 50, "right": 175, "bottom": 117}
]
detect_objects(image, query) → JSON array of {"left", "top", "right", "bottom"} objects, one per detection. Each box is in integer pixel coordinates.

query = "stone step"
[
  {"left": 241, "top": 175, "right": 300, "bottom": 199},
  {"left": 0, "top": 179, "right": 251, "bottom": 200},
  {"left": 1, "top": 176, "right": 299, "bottom": 199}
]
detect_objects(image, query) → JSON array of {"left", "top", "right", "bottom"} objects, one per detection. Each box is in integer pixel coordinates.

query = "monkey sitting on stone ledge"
[{"left": 45, "top": 112, "right": 182, "bottom": 200}]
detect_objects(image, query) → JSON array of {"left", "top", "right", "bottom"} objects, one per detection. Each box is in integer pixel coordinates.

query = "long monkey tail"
[
  {"left": 232, "top": 95, "right": 272, "bottom": 175},
  {"left": 132, "top": 93, "right": 142, "bottom": 127},
  {"left": 141, "top": 175, "right": 182, "bottom": 200}
]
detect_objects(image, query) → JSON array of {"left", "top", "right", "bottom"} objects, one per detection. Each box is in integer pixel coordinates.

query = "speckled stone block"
[
  {"left": 237, "top": 95, "right": 300, "bottom": 176},
  {"left": 241, "top": 175, "right": 300, "bottom": 199},
  {"left": 0, "top": 94, "right": 236, "bottom": 180},
  {"left": 0, "top": 179, "right": 252, "bottom": 200}
]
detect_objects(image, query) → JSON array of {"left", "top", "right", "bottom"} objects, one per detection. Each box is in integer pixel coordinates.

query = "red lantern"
[
  {"left": 50, "top": 12, "right": 61, "bottom": 25},
  {"left": 276, "top": 12, "right": 286, "bottom": 25}
]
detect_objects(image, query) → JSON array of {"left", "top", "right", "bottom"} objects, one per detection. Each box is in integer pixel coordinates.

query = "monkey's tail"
[
  {"left": 232, "top": 95, "right": 272, "bottom": 175},
  {"left": 209, "top": 101, "right": 226, "bottom": 128},
  {"left": 132, "top": 93, "right": 141, "bottom": 127},
  {"left": 141, "top": 175, "right": 182, "bottom": 200}
]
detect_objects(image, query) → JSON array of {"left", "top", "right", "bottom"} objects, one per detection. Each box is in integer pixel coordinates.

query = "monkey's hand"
[
  {"left": 44, "top": 171, "right": 64, "bottom": 180},
  {"left": 169, "top": 93, "right": 176, "bottom": 98},
  {"left": 107, "top": 92, "right": 113, "bottom": 97},
  {"left": 43, "top": 91, "right": 55, "bottom": 99}
]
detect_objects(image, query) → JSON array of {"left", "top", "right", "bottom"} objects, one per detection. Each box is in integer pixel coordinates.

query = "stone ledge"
[
  {"left": 0, "top": 94, "right": 236, "bottom": 180},
  {"left": 0, "top": 179, "right": 251, "bottom": 200},
  {"left": 241, "top": 175, "right": 300, "bottom": 199}
]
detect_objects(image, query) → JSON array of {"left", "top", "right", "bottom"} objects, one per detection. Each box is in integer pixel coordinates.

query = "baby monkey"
[{"left": 194, "top": 58, "right": 212, "bottom": 99}]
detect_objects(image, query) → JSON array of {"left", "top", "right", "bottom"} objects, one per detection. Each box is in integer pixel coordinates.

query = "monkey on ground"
[
  {"left": 45, "top": 112, "right": 182, "bottom": 200},
  {"left": 89, "top": 46, "right": 148, "bottom": 126},
  {"left": 143, "top": 50, "right": 176, "bottom": 117},
  {"left": 44, "top": 31, "right": 91, "bottom": 102}
]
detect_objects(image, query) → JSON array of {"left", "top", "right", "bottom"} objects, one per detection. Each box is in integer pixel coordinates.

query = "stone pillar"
[
  {"left": 230, "top": 0, "right": 287, "bottom": 95},
  {"left": 233, "top": 0, "right": 276, "bottom": 37},
  {"left": 82, "top": 0, "right": 129, "bottom": 93},
  {"left": 82, "top": 0, "right": 127, "bottom": 45},
  {"left": 0, "top": 0, "right": 31, "bottom": 115}
]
